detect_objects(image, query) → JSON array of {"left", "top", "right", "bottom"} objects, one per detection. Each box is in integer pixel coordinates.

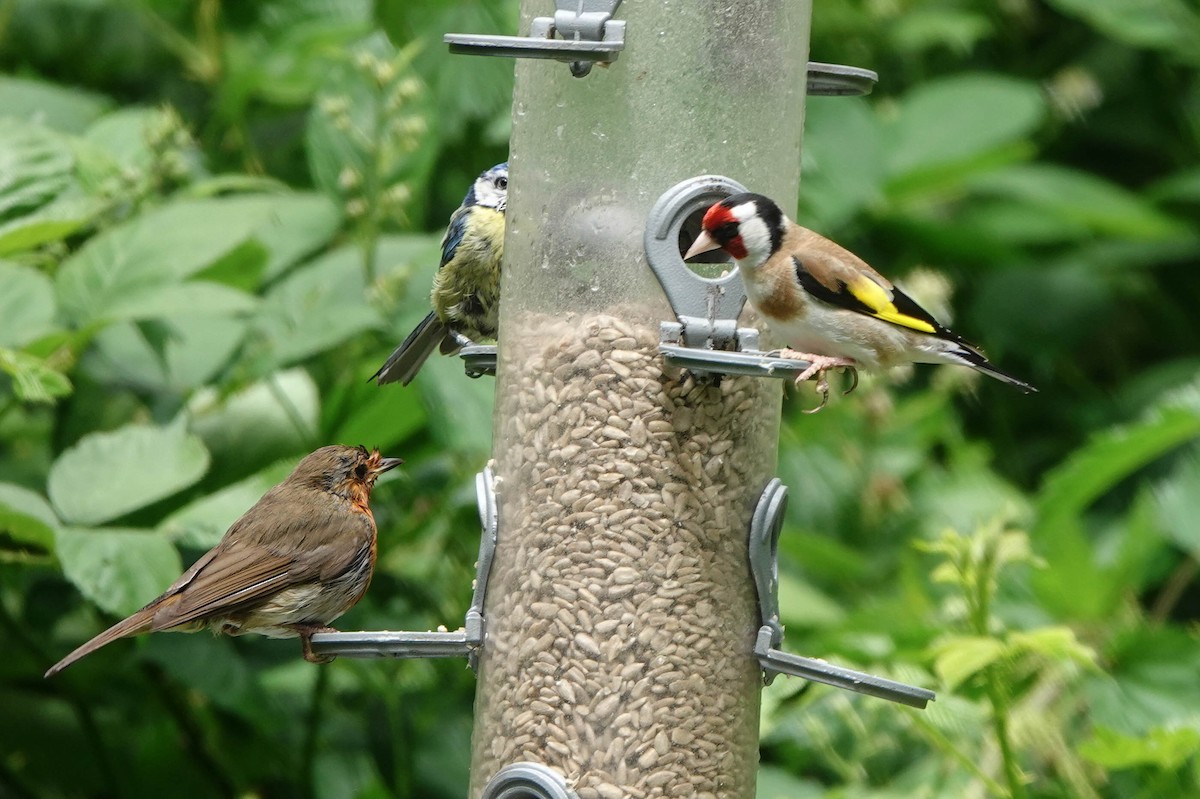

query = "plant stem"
[
  {"left": 972, "top": 535, "right": 1025, "bottom": 799},
  {"left": 147, "top": 666, "right": 238, "bottom": 797},
  {"left": 985, "top": 673, "right": 1026, "bottom": 799},
  {"left": 265, "top": 374, "right": 316, "bottom": 447},
  {"left": 1151, "top": 555, "right": 1198, "bottom": 622},
  {"left": 0, "top": 592, "right": 122, "bottom": 796},
  {"left": 908, "top": 710, "right": 1009, "bottom": 798},
  {"left": 302, "top": 665, "right": 330, "bottom": 799}
]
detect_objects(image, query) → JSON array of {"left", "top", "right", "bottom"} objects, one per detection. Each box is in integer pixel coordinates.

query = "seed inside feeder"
[{"left": 469, "top": 310, "right": 781, "bottom": 799}]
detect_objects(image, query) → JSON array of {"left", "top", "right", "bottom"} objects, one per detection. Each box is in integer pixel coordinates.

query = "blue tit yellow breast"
[{"left": 430, "top": 205, "right": 505, "bottom": 342}]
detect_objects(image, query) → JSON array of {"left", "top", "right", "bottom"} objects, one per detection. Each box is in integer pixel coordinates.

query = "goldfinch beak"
[{"left": 683, "top": 230, "right": 721, "bottom": 261}]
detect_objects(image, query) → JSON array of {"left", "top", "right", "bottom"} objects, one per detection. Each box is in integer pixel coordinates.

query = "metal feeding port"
[
  {"left": 748, "top": 479, "right": 937, "bottom": 709},
  {"left": 308, "top": 467, "right": 499, "bottom": 665},
  {"left": 480, "top": 762, "right": 579, "bottom": 799},
  {"left": 461, "top": 343, "right": 498, "bottom": 379}
]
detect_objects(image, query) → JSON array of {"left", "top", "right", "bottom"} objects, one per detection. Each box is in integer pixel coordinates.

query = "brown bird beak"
[
  {"left": 683, "top": 230, "right": 721, "bottom": 261},
  {"left": 369, "top": 453, "right": 403, "bottom": 472}
]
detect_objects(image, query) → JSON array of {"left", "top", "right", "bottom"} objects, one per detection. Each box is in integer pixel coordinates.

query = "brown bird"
[{"left": 45, "top": 445, "right": 402, "bottom": 677}]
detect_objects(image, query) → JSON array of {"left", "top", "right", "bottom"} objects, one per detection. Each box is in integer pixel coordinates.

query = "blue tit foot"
[{"left": 449, "top": 330, "right": 477, "bottom": 349}]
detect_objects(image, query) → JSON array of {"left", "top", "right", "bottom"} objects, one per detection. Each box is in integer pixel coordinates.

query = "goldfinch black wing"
[{"left": 791, "top": 249, "right": 965, "bottom": 343}]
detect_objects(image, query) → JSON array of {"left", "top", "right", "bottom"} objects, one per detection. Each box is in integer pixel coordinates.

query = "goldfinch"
[
  {"left": 373, "top": 162, "right": 508, "bottom": 385},
  {"left": 684, "top": 192, "right": 1035, "bottom": 411}
]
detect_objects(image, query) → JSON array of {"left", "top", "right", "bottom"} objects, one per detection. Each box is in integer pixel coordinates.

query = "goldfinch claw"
[{"left": 771, "top": 350, "right": 858, "bottom": 413}]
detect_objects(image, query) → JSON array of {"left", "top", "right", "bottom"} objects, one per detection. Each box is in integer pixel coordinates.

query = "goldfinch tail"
[
  {"left": 372, "top": 312, "right": 451, "bottom": 386},
  {"left": 943, "top": 343, "right": 1037, "bottom": 394}
]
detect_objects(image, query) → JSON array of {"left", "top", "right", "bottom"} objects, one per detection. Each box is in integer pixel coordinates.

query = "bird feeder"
[{"left": 312, "top": 2, "right": 933, "bottom": 797}]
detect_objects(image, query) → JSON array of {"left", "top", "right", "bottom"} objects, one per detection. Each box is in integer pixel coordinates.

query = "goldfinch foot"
[{"left": 772, "top": 350, "right": 858, "bottom": 413}]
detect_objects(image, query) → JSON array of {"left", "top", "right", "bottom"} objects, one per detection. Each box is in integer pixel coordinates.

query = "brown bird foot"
[
  {"left": 291, "top": 625, "right": 339, "bottom": 664},
  {"left": 771, "top": 350, "right": 858, "bottom": 413}
]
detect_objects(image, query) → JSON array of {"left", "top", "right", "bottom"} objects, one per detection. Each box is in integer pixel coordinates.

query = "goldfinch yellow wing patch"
[
  {"left": 843, "top": 274, "right": 937, "bottom": 334},
  {"left": 792, "top": 256, "right": 952, "bottom": 338}
]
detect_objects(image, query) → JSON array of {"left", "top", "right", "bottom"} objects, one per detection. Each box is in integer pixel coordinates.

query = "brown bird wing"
[{"left": 148, "top": 490, "right": 373, "bottom": 631}]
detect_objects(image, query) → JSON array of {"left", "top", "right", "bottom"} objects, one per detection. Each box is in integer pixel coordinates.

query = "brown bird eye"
[{"left": 354, "top": 464, "right": 368, "bottom": 479}]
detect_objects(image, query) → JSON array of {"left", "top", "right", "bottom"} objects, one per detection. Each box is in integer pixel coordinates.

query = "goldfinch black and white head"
[{"left": 683, "top": 192, "right": 785, "bottom": 268}]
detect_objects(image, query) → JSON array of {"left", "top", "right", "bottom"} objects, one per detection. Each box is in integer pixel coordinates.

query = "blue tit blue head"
[{"left": 461, "top": 162, "right": 509, "bottom": 212}]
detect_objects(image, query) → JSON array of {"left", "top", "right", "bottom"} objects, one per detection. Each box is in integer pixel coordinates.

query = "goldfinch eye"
[{"left": 495, "top": 176, "right": 507, "bottom": 190}]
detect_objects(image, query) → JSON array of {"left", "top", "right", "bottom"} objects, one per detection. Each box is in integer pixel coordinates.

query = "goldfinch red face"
[{"left": 683, "top": 193, "right": 783, "bottom": 269}]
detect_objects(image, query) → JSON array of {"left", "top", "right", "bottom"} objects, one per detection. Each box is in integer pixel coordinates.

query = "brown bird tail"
[
  {"left": 371, "top": 311, "right": 449, "bottom": 386},
  {"left": 44, "top": 609, "right": 156, "bottom": 678}
]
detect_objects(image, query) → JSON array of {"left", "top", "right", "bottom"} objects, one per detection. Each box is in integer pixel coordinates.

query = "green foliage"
[{"left": 0, "top": 1, "right": 1196, "bottom": 798}]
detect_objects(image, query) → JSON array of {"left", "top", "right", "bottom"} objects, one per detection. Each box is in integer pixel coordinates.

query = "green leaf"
[
  {"left": 47, "top": 422, "right": 210, "bottom": 526},
  {"left": 1008, "top": 627, "right": 1097, "bottom": 668},
  {"left": 0, "top": 118, "right": 75, "bottom": 223},
  {"left": 887, "top": 9, "right": 993, "bottom": 56},
  {"left": 1086, "top": 626, "right": 1200, "bottom": 735},
  {"left": 376, "top": 0, "right": 517, "bottom": 140},
  {"left": 104, "top": 281, "right": 258, "bottom": 323},
  {"left": 253, "top": 244, "right": 382, "bottom": 368},
  {"left": 0, "top": 190, "right": 101, "bottom": 256},
  {"left": 191, "top": 192, "right": 344, "bottom": 285},
  {"left": 1037, "top": 407, "right": 1200, "bottom": 535},
  {"left": 0, "top": 76, "right": 110, "bottom": 134},
  {"left": 885, "top": 74, "right": 1044, "bottom": 178},
  {"left": 417, "top": 351, "right": 494, "bottom": 457},
  {"left": 0, "top": 263, "right": 56, "bottom": 348},
  {"left": 223, "top": 3, "right": 372, "bottom": 107},
  {"left": 89, "top": 316, "right": 248, "bottom": 393},
  {"left": 755, "top": 765, "right": 824, "bottom": 799},
  {"left": 1080, "top": 725, "right": 1200, "bottom": 770},
  {"left": 968, "top": 164, "right": 1185, "bottom": 240},
  {"left": 82, "top": 107, "right": 201, "bottom": 174},
  {"left": 253, "top": 192, "right": 343, "bottom": 281},
  {"left": 305, "top": 33, "right": 437, "bottom": 211},
  {"left": 1152, "top": 452, "right": 1200, "bottom": 556},
  {"left": 327, "top": 371, "right": 428, "bottom": 452},
  {"left": 54, "top": 196, "right": 281, "bottom": 326},
  {"left": 188, "top": 370, "right": 319, "bottom": 468},
  {"left": 799, "top": 97, "right": 885, "bottom": 230},
  {"left": 1033, "top": 404, "right": 1200, "bottom": 618},
  {"left": 0, "top": 483, "right": 59, "bottom": 549},
  {"left": 0, "top": 348, "right": 72, "bottom": 403},
  {"left": 54, "top": 527, "right": 181, "bottom": 617},
  {"left": 777, "top": 570, "right": 846, "bottom": 630},
  {"left": 1046, "top": 0, "right": 1200, "bottom": 62},
  {"left": 929, "top": 634, "right": 1007, "bottom": 691},
  {"left": 158, "top": 461, "right": 293, "bottom": 549}
]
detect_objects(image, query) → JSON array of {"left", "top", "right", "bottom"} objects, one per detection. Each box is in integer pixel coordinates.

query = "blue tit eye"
[{"left": 494, "top": 175, "right": 507, "bottom": 191}]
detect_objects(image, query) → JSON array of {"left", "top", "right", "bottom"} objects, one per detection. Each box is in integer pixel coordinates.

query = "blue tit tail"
[{"left": 373, "top": 312, "right": 452, "bottom": 386}]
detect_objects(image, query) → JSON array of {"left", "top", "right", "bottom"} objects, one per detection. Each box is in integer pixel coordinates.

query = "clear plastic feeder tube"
[{"left": 470, "top": 2, "right": 811, "bottom": 797}]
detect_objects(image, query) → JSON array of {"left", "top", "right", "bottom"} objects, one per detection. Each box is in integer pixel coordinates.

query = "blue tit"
[{"left": 373, "top": 162, "right": 508, "bottom": 385}]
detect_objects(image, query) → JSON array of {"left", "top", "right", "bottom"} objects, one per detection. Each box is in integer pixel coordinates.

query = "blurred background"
[{"left": 0, "top": 1, "right": 1197, "bottom": 797}]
